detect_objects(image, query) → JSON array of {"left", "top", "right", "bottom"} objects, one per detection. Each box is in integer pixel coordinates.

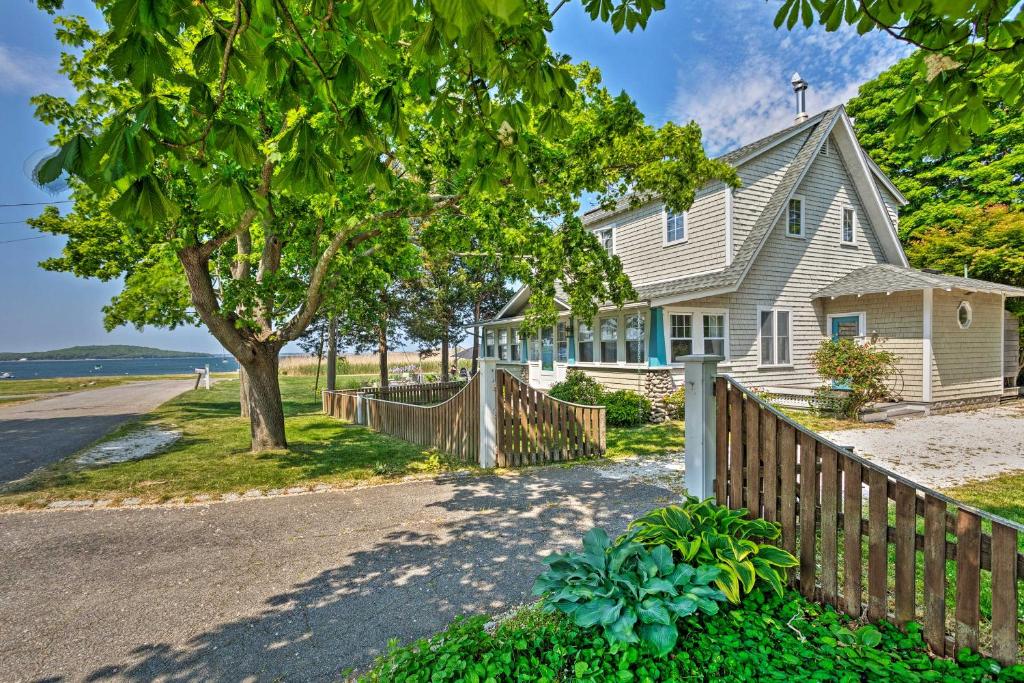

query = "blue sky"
[{"left": 0, "top": 1, "right": 909, "bottom": 354}]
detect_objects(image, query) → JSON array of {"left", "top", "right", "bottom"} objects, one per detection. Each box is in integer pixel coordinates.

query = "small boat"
[
  {"left": 17, "top": 357, "right": 27, "bottom": 362},
  {"left": 0, "top": 372, "right": 13, "bottom": 379},
  {"left": 93, "top": 364, "right": 103, "bottom": 371}
]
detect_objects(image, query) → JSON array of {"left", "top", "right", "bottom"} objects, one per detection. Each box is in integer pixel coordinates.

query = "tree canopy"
[
  {"left": 30, "top": 0, "right": 734, "bottom": 449},
  {"left": 774, "top": 0, "right": 1024, "bottom": 154}
]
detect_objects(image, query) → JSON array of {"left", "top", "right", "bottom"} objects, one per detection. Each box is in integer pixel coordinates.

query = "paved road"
[
  {"left": 0, "top": 467, "right": 676, "bottom": 682},
  {"left": 0, "top": 380, "right": 195, "bottom": 484}
]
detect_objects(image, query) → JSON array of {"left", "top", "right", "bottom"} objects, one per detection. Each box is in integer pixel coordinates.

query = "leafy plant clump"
[
  {"left": 532, "top": 527, "right": 727, "bottom": 656},
  {"left": 662, "top": 386, "right": 686, "bottom": 419},
  {"left": 548, "top": 369, "right": 605, "bottom": 406},
  {"left": 628, "top": 498, "right": 798, "bottom": 603},
  {"left": 811, "top": 337, "right": 900, "bottom": 418},
  {"left": 602, "top": 389, "right": 652, "bottom": 427},
  {"left": 361, "top": 589, "right": 1021, "bottom": 682}
]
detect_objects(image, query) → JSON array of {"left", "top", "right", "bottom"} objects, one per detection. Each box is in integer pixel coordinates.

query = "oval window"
[{"left": 957, "top": 301, "right": 972, "bottom": 329}]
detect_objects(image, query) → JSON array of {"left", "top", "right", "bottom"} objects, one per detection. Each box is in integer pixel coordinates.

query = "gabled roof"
[{"left": 812, "top": 264, "right": 1024, "bottom": 299}]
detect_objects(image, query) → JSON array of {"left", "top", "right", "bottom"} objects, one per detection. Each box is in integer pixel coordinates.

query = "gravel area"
[{"left": 820, "top": 402, "right": 1024, "bottom": 490}]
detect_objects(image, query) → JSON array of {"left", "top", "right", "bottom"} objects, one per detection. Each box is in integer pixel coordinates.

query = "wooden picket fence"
[
  {"left": 363, "top": 373, "right": 480, "bottom": 463},
  {"left": 716, "top": 375, "right": 1024, "bottom": 664},
  {"left": 322, "top": 388, "right": 361, "bottom": 421},
  {"left": 495, "top": 369, "right": 605, "bottom": 466},
  {"left": 322, "top": 380, "right": 464, "bottom": 421}
]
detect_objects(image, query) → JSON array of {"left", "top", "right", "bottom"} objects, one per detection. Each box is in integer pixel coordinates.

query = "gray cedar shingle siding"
[{"left": 931, "top": 290, "right": 1004, "bottom": 401}]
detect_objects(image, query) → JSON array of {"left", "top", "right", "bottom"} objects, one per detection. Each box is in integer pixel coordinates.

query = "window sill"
[
  {"left": 663, "top": 238, "right": 688, "bottom": 247},
  {"left": 572, "top": 362, "right": 649, "bottom": 370},
  {"left": 840, "top": 241, "right": 857, "bottom": 247},
  {"left": 758, "top": 364, "right": 794, "bottom": 370},
  {"left": 785, "top": 232, "right": 805, "bottom": 239}
]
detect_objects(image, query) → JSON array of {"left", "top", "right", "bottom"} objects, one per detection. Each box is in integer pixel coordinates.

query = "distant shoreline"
[{"left": 1, "top": 356, "right": 227, "bottom": 362}]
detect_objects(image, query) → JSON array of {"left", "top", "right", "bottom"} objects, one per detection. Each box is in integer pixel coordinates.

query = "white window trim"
[
  {"left": 826, "top": 312, "right": 867, "bottom": 344},
  {"left": 573, "top": 310, "right": 650, "bottom": 369},
  {"left": 663, "top": 206, "right": 688, "bottom": 246},
  {"left": 757, "top": 307, "right": 794, "bottom": 368},
  {"left": 840, "top": 205, "right": 857, "bottom": 246},
  {"left": 663, "top": 307, "right": 730, "bottom": 365},
  {"left": 957, "top": 300, "right": 973, "bottom": 329},
  {"left": 593, "top": 225, "right": 615, "bottom": 256},
  {"left": 786, "top": 194, "right": 806, "bottom": 239}
]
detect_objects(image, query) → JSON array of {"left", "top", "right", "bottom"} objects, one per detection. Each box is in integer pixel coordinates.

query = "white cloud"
[
  {"left": 669, "top": 19, "right": 910, "bottom": 155},
  {"left": 0, "top": 44, "right": 71, "bottom": 96}
]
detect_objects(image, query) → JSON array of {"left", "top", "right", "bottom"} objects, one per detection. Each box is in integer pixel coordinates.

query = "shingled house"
[{"left": 479, "top": 87, "right": 1023, "bottom": 416}]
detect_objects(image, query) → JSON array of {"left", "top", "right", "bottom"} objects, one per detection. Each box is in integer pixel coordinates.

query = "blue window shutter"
[
  {"left": 568, "top": 316, "right": 576, "bottom": 364},
  {"left": 648, "top": 307, "right": 667, "bottom": 366}
]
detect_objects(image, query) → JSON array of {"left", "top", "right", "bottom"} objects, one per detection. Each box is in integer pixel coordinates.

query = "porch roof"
[{"left": 812, "top": 264, "right": 1024, "bottom": 299}]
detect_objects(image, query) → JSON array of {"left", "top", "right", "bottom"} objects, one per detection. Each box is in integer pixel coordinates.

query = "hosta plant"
[
  {"left": 532, "top": 527, "right": 726, "bottom": 656},
  {"left": 628, "top": 498, "right": 798, "bottom": 603}
]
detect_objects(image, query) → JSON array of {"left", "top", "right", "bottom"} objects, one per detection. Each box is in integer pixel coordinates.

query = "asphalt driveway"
[
  {"left": 0, "top": 465, "right": 678, "bottom": 682},
  {"left": 0, "top": 380, "right": 194, "bottom": 484}
]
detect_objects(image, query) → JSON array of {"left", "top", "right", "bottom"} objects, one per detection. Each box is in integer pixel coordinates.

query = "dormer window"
[
  {"left": 594, "top": 227, "right": 614, "bottom": 257},
  {"left": 665, "top": 208, "right": 687, "bottom": 244},
  {"left": 787, "top": 195, "right": 804, "bottom": 237},
  {"left": 841, "top": 206, "right": 856, "bottom": 244}
]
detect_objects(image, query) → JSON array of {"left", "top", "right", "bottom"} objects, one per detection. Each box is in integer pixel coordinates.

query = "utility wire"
[
  {"left": 0, "top": 236, "right": 47, "bottom": 244},
  {"left": 0, "top": 200, "right": 73, "bottom": 208}
]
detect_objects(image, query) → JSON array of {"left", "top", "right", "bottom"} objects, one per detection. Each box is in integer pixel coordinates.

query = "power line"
[
  {"left": 0, "top": 236, "right": 46, "bottom": 244},
  {"left": 0, "top": 220, "right": 33, "bottom": 225},
  {"left": 0, "top": 200, "right": 73, "bottom": 208}
]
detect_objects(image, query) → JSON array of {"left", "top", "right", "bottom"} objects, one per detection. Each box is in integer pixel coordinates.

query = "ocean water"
[{"left": 0, "top": 356, "right": 239, "bottom": 380}]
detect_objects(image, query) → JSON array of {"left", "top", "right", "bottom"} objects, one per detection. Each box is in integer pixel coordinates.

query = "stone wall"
[{"left": 644, "top": 369, "right": 677, "bottom": 423}]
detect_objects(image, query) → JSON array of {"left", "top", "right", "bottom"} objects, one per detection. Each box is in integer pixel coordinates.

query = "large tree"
[
  {"left": 847, "top": 51, "right": 1023, "bottom": 240},
  {"left": 774, "top": 0, "right": 1024, "bottom": 154},
  {"left": 31, "top": 0, "right": 737, "bottom": 451}
]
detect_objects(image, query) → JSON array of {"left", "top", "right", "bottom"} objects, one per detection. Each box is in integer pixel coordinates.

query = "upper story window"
[
  {"left": 625, "top": 313, "right": 646, "bottom": 364},
  {"left": 665, "top": 208, "right": 687, "bottom": 244},
  {"left": 594, "top": 227, "right": 614, "bottom": 257},
  {"left": 787, "top": 196, "right": 804, "bottom": 237},
  {"left": 497, "top": 329, "right": 508, "bottom": 361},
  {"left": 578, "top": 322, "right": 594, "bottom": 362},
  {"left": 556, "top": 322, "right": 568, "bottom": 363},
  {"left": 759, "top": 309, "right": 792, "bottom": 366},
  {"left": 484, "top": 330, "right": 496, "bottom": 358},
  {"left": 841, "top": 206, "right": 856, "bottom": 244},
  {"left": 669, "top": 314, "right": 693, "bottom": 362},
  {"left": 600, "top": 317, "right": 618, "bottom": 363},
  {"left": 510, "top": 329, "right": 521, "bottom": 361}
]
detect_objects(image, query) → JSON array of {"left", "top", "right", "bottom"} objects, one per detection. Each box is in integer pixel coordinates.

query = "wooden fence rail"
[
  {"left": 322, "top": 380, "right": 465, "bottom": 422},
  {"left": 363, "top": 373, "right": 480, "bottom": 464},
  {"left": 494, "top": 369, "right": 605, "bottom": 466},
  {"left": 716, "top": 375, "right": 1024, "bottom": 664},
  {"left": 322, "top": 388, "right": 361, "bottom": 421}
]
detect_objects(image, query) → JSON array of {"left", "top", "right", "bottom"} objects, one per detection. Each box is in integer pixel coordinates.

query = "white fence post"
[
  {"left": 356, "top": 394, "right": 366, "bottom": 426},
  {"left": 204, "top": 364, "right": 211, "bottom": 390},
  {"left": 683, "top": 354, "right": 721, "bottom": 499},
  {"left": 478, "top": 358, "right": 498, "bottom": 468}
]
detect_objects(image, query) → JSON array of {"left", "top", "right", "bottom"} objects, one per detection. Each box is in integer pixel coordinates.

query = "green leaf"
[
  {"left": 606, "top": 607, "right": 640, "bottom": 644},
  {"left": 637, "top": 622, "right": 677, "bottom": 657},
  {"left": 574, "top": 598, "right": 621, "bottom": 627},
  {"left": 756, "top": 545, "right": 798, "bottom": 568},
  {"left": 109, "top": 175, "right": 178, "bottom": 225}
]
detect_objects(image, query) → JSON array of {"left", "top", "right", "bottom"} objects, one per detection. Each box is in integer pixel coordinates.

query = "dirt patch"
[{"left": 75, "top": 426, "right": 181, "bottom": 466}]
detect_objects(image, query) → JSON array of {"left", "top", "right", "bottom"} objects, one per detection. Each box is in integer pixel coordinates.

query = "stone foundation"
[
  {"left": 928, "top": 395, "right": 1002, "bottom": 415},
  {"left": 644, "top": 369, "right": 677, "bottom": 423}
]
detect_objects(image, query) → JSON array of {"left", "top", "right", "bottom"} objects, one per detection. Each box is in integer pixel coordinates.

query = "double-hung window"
[
  {"left": 594, "top": 227, "right": 614, "bottom": 257},
  {"left": 600, "top": 317, "right": 618, "bottom": 363},
  {"left": 510, "top": 329, "right": 521, "bottom": 361},
  {"left": 577, "top": 322, "right": 594, "bottom": 362},
  {"left": 759, "top": 309, "right": 791, "bottom": 366},
  {"left": 497, "top": 329, "right": 508, "bottom": 361},
  {"left": 841, "top": 206, "right": 856, "bottom": 244},
  {"left": 625, "top": 313, "right": 646, "bottom": 364},
  {"left": 484, "top": 330, "right": 496, "bottom": 358},
  {"left": 787, "top": 196, "right": 804, "bottom": 237},
  {"left": 669, "top": 314, "right": 693, "bottom": 362},
  {"left": 665, "top": 209, "right": 686, "bottom": 244},
  {"left": 703, "top": 314, "right": 726, "bottom": 356},
  {"left": 556, "top": 322, "right": 568, "bottom": 363}
]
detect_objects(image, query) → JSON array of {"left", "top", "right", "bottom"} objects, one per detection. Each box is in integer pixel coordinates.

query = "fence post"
[
  {"left": 356, "top": 394, "right": 366, "bottom": 426},
  {"left": 682, "top": 354, "right": 722, "bottom": 499},
  {"left": 478, "top": 358, "right": 498, "bottom": 468}
]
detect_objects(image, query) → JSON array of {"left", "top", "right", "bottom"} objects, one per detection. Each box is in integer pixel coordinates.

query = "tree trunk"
[
  {"left": 239, "top": 365, "right": 250, "bottom": 418},
  {"left": 378, "top": 326, "right": 389, "bottom": 388},
  {"left": 471, "top": 300, "right": 481, "bottom": 375},
  {"left": 326, "top": 315, "right": 337, "bottom": 391},
  {"left": 441, "top": 337, "right": 450, "bottom": 381},
  {"left": 240, "top": 347, "right": 287, "bottom": 451},
  {"left": 313, "top": 324, "right": 325, "bottom": 396}
]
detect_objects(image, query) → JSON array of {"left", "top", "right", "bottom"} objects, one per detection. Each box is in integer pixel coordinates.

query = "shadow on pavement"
[{"left": 0, "top": 414, "right": 138, "bottom": 484}]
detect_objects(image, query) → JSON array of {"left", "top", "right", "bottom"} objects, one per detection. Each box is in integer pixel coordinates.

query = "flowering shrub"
[{"left": 810, "top": 338, "right": 898, "bottom": 418}]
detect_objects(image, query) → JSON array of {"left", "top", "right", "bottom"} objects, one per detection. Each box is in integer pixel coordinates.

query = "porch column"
[
  {"left": 648, "top": 307, "right": 667, "bottom": 367},
  {"left": 478, "top": 358, "right": 498, "bottom": 468},
  {"left": 682, "top": 354, "right": 721, "bottom": 499}
]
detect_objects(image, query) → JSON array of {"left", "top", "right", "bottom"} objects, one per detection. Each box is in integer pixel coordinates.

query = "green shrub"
[
  {"left": 532, "top": 527, "right": 726, "bottom": 656},
  {"left": 548, "top": 369, "right": 604, "bottom": 405},
  {"left": 811, "top": 337, "right": 899, "bottom": 418},
  {"left": 361, "top": 589, "right": 1020, "bottom": 682},
  {"left": 809, "top": 385, "right": 858, "bottom": 417},
  {"left": 602, "top": 389, "right": 652, "bottom": 426},
  {"left": 628, "top": 498, "right": 798, "bottom": 603},
  {"left": 662, "top": 386, "right": 685, "bottom": 419}
]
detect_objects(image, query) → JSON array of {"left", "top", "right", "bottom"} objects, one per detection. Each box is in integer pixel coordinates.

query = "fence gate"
[
  {"left": 494, "top": 369, "right": 605, "bottom": 467},
  {"left": 714, "top": 374, "right": 1024, "bottom": 665}
]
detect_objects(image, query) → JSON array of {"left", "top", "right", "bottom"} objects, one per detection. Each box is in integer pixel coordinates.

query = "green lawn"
[
  {"left": 0, "top": 376, "right": 466, "bottom": 509},
  {"left": 605, "top": 420, "right": 684, "bottom": 458}
]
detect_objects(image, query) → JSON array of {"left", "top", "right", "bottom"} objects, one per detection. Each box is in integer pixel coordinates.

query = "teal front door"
[{"left": 830, "top": 315, "right": 861, "bottom": 390}]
